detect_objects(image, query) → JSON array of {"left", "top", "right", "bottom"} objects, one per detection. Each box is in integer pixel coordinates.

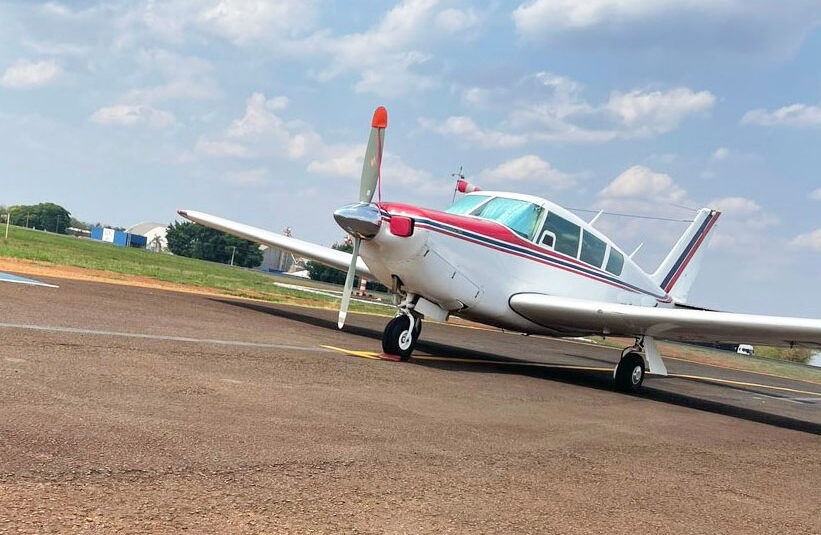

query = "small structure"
[
  {"left": 126, "top": 222, "right": 168, "bottom": 252},
  {"left": 258, "top": 227, "right": 295, "bottom": 272},
  {"left": 90, "top": 226, "right": 147, "bottom": 248}
]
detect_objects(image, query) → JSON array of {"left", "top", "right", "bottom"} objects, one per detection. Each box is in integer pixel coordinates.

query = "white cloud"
[
  {"left": 511, "top": 0, "right": 820, "bottom": 57},
  {"left": 90, "top": 105, "right": 177, "bottom": 129},
  {"left": 221, "top": 168, "right": 269, "bottom": 186},
  {"left": 0, "top": 59, "right": 62, "bottom": 88},
  {"left": 419, "top": 116, "right": 526, "bottom": 148},
  {"left": 130, "top": 0, "right": 320, "bottom": 45},
  {"left": 789, "top": 229, "right": 821, "bottom": 251},
  {"left": 706, "top": 196, "right": 779, "bottom": 251},
  {"left": 605, "top": 88, "right": 715, "bottom": 135},
  {"left": 810, "top": 188, "right": 821, "bottom": 201},
  {"left": 429, "top": 73, "right": 715, "bottom": 147},
  {"left": 435, "top": 8, "right": 480, "bottom": 33},
  {"left": 196, "top": 0, "right": 319, "bottom": 44},
  {"left": 478, "top": 155, "right": 575, "bottom": 189},
  {"left": 212, "top": 92, "right": 319, "bottom": 159},
  {"left": 460, "top": 87, "right": 491, "bottom": 107},
  {"left": 195, "top": 138, "right": 251, "bottom": 158},
  {"left": 306, "top": 143, "right": 440, "bottom": 194},
  {"left": 306, "top": 144, "right": 364, "bottom": 178},
  {"left": 353, "top": 51, "right": 436, "bottom": 97},
  {"left": 124, "top": 49, "right": 221, "bottom": 103},
  {"left": 741, "top": 104, "right": 821, "bottom": 128},
  {"left": 712, "top": 147, "right": 729, "bottom": 161},
  {"left": 599, "top": 165, "right": 686, "bottom": 202}
]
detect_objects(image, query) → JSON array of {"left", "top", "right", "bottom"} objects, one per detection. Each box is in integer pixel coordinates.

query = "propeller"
[{"left": 337, "top": 106, "right": 387, "bottom": 329}]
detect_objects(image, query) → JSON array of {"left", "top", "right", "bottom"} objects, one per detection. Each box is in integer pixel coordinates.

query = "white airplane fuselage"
[{"left": 360, "top": 193, "right": 674, "bottom": 337}]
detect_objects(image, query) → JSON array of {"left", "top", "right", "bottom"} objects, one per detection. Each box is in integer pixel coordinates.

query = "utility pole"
[
  {"left": 229, "top": 245, "right": 236, "bottom": 266},
  {"left": 25, "top": 213, "right": 29, "bottom": 228},
  {"left": 4, "top": 208, "right": 10, "bottom": 240},
  {"left": 55, "top": 215, "right": 61, "bottom": 234}
]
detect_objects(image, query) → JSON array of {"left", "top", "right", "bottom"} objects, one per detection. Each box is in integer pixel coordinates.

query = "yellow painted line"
[
  {"left": 412, "top": 354, "right": 612, "bottom": 372},
  {"left": 321, "top": 345, "right": 382, "bottom": 359},
  {"left": 659, "top": 354, "right": 821, "bottom": 386},
  {"left": 321, "top": 345, "right": 821, "bottom": 397},
  {"left": 666, "top": 373, "right": 821, "bottom": 397}
]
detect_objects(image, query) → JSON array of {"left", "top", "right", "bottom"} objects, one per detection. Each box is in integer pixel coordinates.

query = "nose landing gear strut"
[{"left": 382, "top": 293, "right": 423, "bottom": 360}]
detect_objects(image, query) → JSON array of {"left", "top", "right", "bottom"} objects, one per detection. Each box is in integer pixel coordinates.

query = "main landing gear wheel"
[
  {"left": 382, "top": 315, "right": 420, "bottom": 361},
  {"left": 614, "top": 352, "right": 645, "bottom": 392}
]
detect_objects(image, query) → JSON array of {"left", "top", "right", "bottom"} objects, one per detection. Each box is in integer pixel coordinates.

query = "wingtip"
[{"left": 177, "top": 209, "right": 189, "bottom": 218}]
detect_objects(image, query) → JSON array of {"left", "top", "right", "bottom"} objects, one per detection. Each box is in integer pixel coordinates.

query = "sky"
[{"left": 0, "top": 0, "right": 819, "bottom": 316}]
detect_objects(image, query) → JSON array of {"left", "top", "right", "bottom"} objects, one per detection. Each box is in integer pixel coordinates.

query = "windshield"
[
  {"left": 445, "top": 194, "right": 490, "bottom": 215},
  {"left": 470, "top": 197, "right": 543, "bottom": 239}
]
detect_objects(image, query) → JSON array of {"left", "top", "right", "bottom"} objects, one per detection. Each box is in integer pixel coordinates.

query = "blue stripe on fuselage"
[{"left": 383, "top": 210, "right": 668, "bottom": 300}]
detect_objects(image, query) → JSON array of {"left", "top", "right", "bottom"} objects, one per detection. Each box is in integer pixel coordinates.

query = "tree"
[
  {"left": 166, "top": 222, "right": 263, "bottom": 268},
  {"left": 306, "top": 241, "right": 388, "bottom": 291},
  {"left": 9, "top": 203, "right": 71, "bottom": 233}
]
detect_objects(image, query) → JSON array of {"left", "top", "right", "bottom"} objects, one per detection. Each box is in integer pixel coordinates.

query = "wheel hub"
[{"left": 631, "top": 365, "right": 643, "bottom": 385}]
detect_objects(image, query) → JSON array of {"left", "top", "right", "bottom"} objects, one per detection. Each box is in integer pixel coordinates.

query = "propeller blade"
[
  {"left": 359, "top": 106, "right": 387, "bottom": 204},
  {"left": 337, "top": 237, "right": 361, "bottom": 329}
]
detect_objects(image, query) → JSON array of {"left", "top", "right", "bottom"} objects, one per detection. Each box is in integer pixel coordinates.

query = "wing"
[
  {"left": 509, "top": 293, "right": 821, "bottom": 348},
  {"left": 177, "top": 210, "right": 372, "bottom": 277}
]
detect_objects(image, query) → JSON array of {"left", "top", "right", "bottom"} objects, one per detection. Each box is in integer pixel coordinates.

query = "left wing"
[
  {"left": 509, "top": 293, "right": 821, "bottom": 348},
  {"left": 177, "top": 210, "right": 372, "bottom": 277}
]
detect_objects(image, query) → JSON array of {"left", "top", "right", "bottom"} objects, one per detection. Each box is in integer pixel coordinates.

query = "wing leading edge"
[
  {"left": 177, "top": 210, "right": 372, "bottom": 278},
  {"left": 509, "top": 293, "right": 821, "bottom": 349}
]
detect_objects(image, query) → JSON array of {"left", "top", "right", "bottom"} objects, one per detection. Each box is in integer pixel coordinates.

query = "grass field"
[{"left": 0, "top": 226, "right": 391, "bottom": 315}]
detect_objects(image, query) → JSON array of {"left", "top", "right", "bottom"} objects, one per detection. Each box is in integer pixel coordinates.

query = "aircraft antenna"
[
  {"left": 450, "top": 166, "right": 466, "bottom": 204},
  {"left": 567, "top": 207, "right": 693, "bottom": 223}
]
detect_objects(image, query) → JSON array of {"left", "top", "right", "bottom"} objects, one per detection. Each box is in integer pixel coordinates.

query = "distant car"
[{"left": 737, "top": 344, "right": 754, "bottom": 356}]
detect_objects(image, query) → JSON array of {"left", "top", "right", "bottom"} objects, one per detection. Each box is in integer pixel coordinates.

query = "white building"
[{"left": 126, "top": 222, "right": 168, "bottom": 252}]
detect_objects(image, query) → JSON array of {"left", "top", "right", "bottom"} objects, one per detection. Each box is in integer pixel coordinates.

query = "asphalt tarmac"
[{"left": 1, "top": 277, "right": 819, "bottom": 534}]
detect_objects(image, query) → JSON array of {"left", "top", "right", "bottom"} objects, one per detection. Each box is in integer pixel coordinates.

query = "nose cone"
[{"left": 333, "top": 202, "right": 382, "bottom": 240}]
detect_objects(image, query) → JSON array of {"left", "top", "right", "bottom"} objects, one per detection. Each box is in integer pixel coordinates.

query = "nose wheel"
[{"left": 382, "top": 314, "right": 422, "bottom": 361}]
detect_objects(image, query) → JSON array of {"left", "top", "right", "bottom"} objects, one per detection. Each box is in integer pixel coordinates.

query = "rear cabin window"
[
  {"left": 470, "top": 197, "right": 543, "bottom": 239},
  {"left": 605, "top": 249, "right": 624, "bottom": 276},
  {"left": 580, "top": 230, "right": 606, "bottom": 268},
  {"left": 542, "top": 212, "right": 580, "bottom": 257},
  {"left": 445, "top": 194, "right": 490, "bottom": 215}
]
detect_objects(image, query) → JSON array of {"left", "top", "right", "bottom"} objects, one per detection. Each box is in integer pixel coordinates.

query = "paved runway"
[{"left": 1, "top": 276, "right": 819, "bottom": 533}]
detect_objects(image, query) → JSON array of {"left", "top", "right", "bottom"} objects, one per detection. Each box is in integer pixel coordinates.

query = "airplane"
[{"left": 179, "top": 106, "right": 821, "bottom": 392}]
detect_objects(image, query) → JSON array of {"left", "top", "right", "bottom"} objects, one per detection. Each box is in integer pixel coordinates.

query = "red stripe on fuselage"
[
  {"left": 380, "top": 203, "right": 621, "bottom": 278},
  {"left": 411, "top": 221, "right": 640, "bottom": 295}
]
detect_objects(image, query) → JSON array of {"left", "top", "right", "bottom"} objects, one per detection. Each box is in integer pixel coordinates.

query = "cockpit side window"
[
  {"left": 445, "top": 194, "right": 490, "bottom": 215},
  {"left": 541, "top": 212, "right": 580, "bottom": 257},
  {"left": 605, "top": 249, "right": 624, "bottom": 276},
  {"left": 470, "top": 197, "right": 543, "bottom": 239},
  {"left": 580, "top": 230, "right": 606, "bottom": 268}
]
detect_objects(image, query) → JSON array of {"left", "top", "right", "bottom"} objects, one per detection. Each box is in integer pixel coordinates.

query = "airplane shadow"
[{"left": 213, "top": 298, "right": 821, "bottom": 436}]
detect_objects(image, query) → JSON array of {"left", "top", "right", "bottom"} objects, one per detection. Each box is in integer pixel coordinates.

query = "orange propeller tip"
[{"left": 372, "top": 106, "right": 387, "bottom": 128}]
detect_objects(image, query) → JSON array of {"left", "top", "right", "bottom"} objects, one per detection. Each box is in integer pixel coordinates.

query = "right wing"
[
  {"left": 509, "top": 294, "right": 821, "bottom": 348},
  {"left": 177, "top": 210, "right": 372, "bottom": 277}
]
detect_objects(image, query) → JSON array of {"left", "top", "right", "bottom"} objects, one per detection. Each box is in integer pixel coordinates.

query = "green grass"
[{"left": 0, "top": 225, "right": 392, "bottom": 316}]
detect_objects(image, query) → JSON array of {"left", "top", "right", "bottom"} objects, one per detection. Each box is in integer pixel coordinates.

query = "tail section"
[{"left": 651, "top": 208, "right": 721, "bottom": 303}]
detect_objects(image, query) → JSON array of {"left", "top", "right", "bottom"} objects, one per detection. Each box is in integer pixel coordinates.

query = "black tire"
[
  {"left": 614, "top": 353, "right": 645, "bottom": 392},
  {"left": 382, "top": 315, "right": 418, "bottom": 361}
]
